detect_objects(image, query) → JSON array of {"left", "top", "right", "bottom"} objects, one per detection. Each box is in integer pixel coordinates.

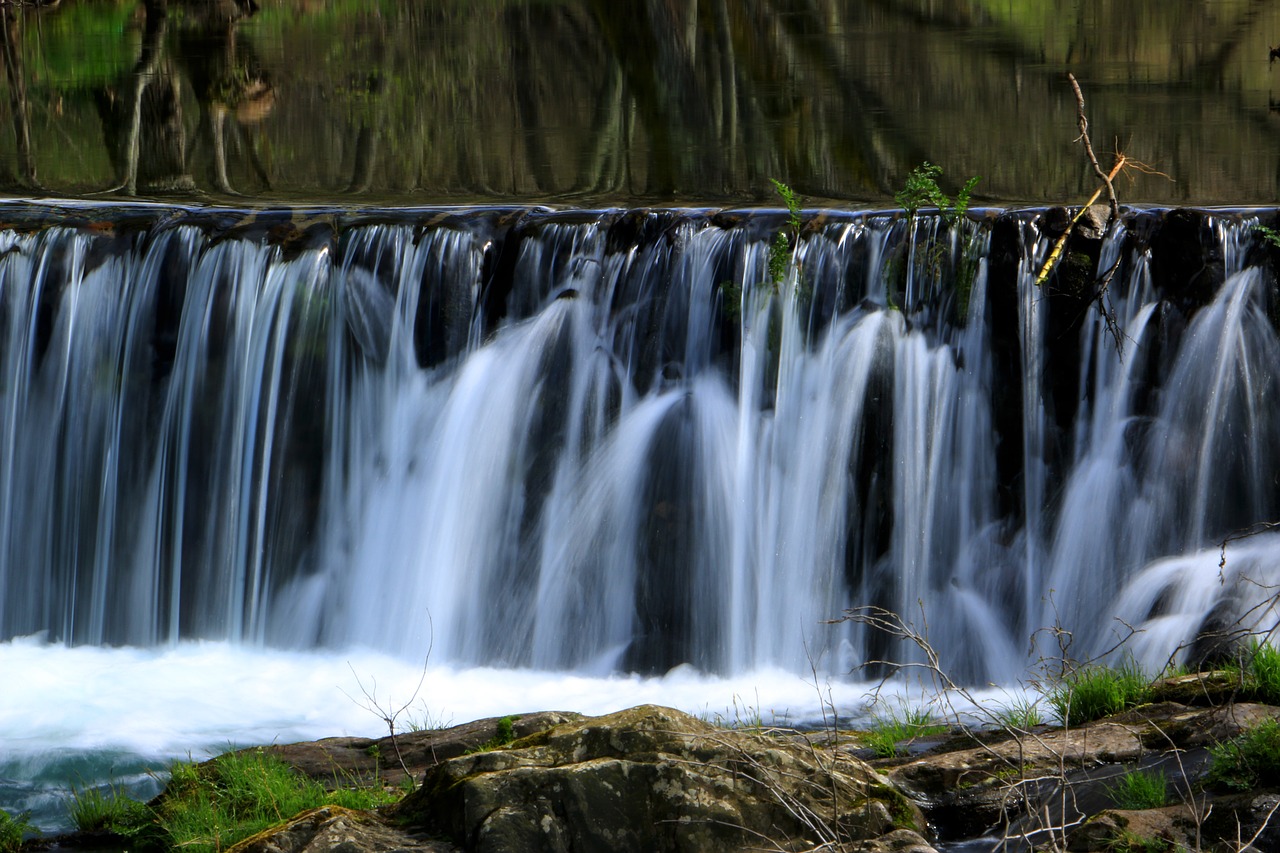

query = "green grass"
[
  {"left": 1207, "top": 718, "right": 1280, "bottom": 792},
  {"left": 85, "top": 748, "right": 402, "bottom": 853},
  {"left": 863, "top": 707, "right": 947, "bottom": 758},
  {"left": 468, "top": 715, "right": 519, "bottom": 753},
  {"left": 888, "top": 162, "right": 982, "bottom": 321},
  {"left": 1048, "top": 662, "right": 1152, "bottom": 727},
  {"left": 0, "top": 810, "right": 35, "bottom": 853},
  {"left": 67, "top": 784, "right": 153, "bottom": 834},
  {"left": 993, "top": 696, "right": 1043, "bottom": 731},
  {"left": 1108, "top": 831, "right": 1175, "bottom": 853},
  {"left": 1243, "top": 640, "right": 1280, "bottom": 704},
  {"left": 894, "top": 162, "right": 979, "bottom": 225},
  {"left": 1103, "top": 767, "right": 1169, "bottom": 810}
]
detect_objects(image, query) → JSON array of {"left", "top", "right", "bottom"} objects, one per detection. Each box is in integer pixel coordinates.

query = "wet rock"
[
  {"left": 1073, "top": 204, "right": 1112, "bottom": 241},
  {"left": 1148, "top": 208, "right": 1225, "bottom": 314},
  {"left": 396, "top": 704, "right": 918, "bottom": 853}
]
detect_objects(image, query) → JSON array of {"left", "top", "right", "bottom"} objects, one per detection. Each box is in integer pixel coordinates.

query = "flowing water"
[{"left": 2, "top": 200, "right": 1280, "bottom": 832}]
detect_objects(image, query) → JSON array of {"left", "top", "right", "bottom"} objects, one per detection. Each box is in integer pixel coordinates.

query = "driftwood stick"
[
  {"left": 1034, "top": 156, "right": 1125, "bottom": 289},
  {"left": 1067, "top": 72, "right": 1118, "bottom": 223}
]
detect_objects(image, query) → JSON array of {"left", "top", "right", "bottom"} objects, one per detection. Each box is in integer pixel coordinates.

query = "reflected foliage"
[{"left": 0, "top": 0, "right": 1279, "bottom": 204}]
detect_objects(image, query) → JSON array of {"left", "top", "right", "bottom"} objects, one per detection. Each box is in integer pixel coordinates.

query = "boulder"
[
  {"left": 395, "top": 704, "right": 921, "bottom": 853},
  {"left": 1065, "top": 807, "right": 1196, "bottom": 853}
]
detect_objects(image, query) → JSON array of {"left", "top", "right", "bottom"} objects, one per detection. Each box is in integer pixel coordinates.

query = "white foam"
[
  {"left": 0, "top": 637, "right": 1044, "bottom": 833},
  {"left": 0, "top": 638, "right": 875, "bottom": 761}
]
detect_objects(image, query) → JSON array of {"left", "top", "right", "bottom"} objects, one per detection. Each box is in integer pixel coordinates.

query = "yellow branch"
[{"left": 1034, "top": 156, "right": 1126, "bottom": 288}]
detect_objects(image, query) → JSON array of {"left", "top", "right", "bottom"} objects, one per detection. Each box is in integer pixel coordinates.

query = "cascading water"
[{"left": 1, "top": 202, "right": 1279, "bottom": 688}]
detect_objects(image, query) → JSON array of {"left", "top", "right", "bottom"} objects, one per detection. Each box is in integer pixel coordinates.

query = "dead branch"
[
  {"left": 1068, "top": 73, "right": 1118, "bottom": 222},
  {"left": 342, "top": 613, "right": 434, "bottom": 790}
]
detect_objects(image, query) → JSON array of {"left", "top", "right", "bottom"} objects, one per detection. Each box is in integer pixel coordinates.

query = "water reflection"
[{"left": 2, "top": 0, "right": 1280, "bottom": 205}]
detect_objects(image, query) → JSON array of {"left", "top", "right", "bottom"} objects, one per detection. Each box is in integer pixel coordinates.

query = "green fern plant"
[
  {"left": 890, "top": 163, "right": 981, "bottom": 319},
  {"left": 0, "top": 810, "right": 35, "bottom": 853},
  {"left": 767, "top": 179, "right": 803, "bottom": 292}
]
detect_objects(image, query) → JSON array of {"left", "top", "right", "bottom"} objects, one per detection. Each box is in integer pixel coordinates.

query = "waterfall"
[{"left": 1, "top": 203, "right": 1278, "bottom": 681}]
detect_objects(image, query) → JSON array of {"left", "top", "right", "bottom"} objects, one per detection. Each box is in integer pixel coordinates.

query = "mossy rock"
[
  {"left": 396, "top": 704, "right": 918, "bottom": 853},
  {"left": 1146, "top": 671, "right": 1242, "bottom": 707}
]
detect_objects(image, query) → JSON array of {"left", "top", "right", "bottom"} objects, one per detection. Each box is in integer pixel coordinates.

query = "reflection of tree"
[
  {"left": 95, "top": 0, "right": 271, "bottom": 197},
  {"left": 0, "top": 5, "right": 38, "bottom": 189},
  {"left": 177, "top": 6, "right": 274, "bottom": 194},
  {"left": 97, "top": 0, "right": 189, "bottom": 194},
  {"left": 9, "top": 0, "right": 1280, "bottom": 203}
]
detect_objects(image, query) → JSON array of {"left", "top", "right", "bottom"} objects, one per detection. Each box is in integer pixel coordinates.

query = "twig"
[
  {"left": 342, "top": 613, "right": 434, "bottom": 790},
  {"left": 1068, "top": 73, "right": 1118, "bottom": 222}
]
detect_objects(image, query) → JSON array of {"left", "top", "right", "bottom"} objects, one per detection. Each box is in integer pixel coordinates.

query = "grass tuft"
[
  {"left": 94, "top": 747, "right": 404, "bottom": 845},
  {"left": 994, "top": 696, "right": 1042, "bottom": 731},
  {"left": 1207, "top": 718, "right": 1280, "bottom": 792},
  {"left": 1048, "top": 662, "right": 1151, "bottom": 727},
  {"left": 67, "top": 784, "right": 153, "bottom": 835},
  {"left": 1103, "top": 767, "right": 1168, "bottom": 810},
  {"left": 1244, "top": 640, "right": 1280, "bottom": 704},
  {"left": 863, "top": 706, "right": 946, "bottom": 758},
  {"left": 467, "top": 715, "right": 521, "bottom": 754}
]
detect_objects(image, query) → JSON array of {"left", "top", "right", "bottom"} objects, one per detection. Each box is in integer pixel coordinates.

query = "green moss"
[
  {"left": 718, "top": 280, "right": 742, "bottom": 321},
  {"left": 1058, "top": 250, "right": 1095, "bottom": 294},
  {"left": 1109, "top": 831, "right": 1175, "bottom": 853},
  {"left": 864, "top": 783, "right": 920, "bottom": 833},
  {"left": 508, "top": 729, "right": 552, "bottom": 750}
]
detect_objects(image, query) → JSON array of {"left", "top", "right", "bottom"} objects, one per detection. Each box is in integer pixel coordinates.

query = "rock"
[
  {"left": 862, "top": 828, "right": 940, "bottom": 852},
  {"left": 1145, "top": 670, "right": 1242, "bottom": 707},
  {"left": 395, "top": 704, "right": 921, "bottom": 853},
  {"left": 225, "top": 806, "right": 457, "bottom": 853},
  {"left": 259, "top": 711, "right": 580, "bottom": 790},
  {"left": 1073, "top": 203, "right": 1112, "bottom": 241},
  {"left": 885, "top": 699, "right": 1280, "bottom": 850},
  {"left": 1148, "top": 207, "right": 1225, "bottom": 313},
  {"left": 1119, "top": 701, "right": 1279, "bottom": 750},
  {"left": 1065, "top": 807, "right": 1194, "bottom": 852}
]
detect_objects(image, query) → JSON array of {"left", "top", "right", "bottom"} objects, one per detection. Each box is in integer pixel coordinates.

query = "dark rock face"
[
  {"left": 1147, "top": 208, "right": 1225, "bottom": 314},
  {"left": 396, "top": 704, "right": 920, "bottom": 853}
]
